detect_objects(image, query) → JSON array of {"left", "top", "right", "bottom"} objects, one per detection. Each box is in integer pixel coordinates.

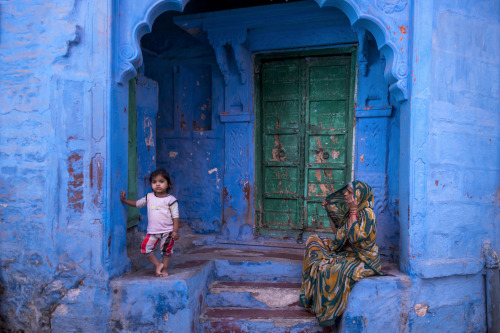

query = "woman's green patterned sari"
[{"left": 299, "top": 181, "right": 383, "bottom": 326}]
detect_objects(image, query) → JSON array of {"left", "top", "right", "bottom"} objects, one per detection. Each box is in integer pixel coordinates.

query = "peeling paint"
[
  {"left": 415, "top": 303, "right": 429, "bottom": 317},
  {"left": 68, "top": 152, "right": 84, "bottom": 212},
  {"left": 242, "top": 181, "right": 250, "bottom": 202},
  {"left": 54, "top": 304, "right": 68, "bottom": 316}
]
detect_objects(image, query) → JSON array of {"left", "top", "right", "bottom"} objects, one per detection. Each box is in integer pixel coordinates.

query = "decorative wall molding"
[
  {"left": 116, "top": 0, "right": 410, "bottom": 102},
  {"left": 355, "top": 105, "right": 393, "bottom": 118},
  {"left": 357, "top": 172, "right": 388, "bottom": 215},
  {"left": 116, "top": 0, "right": 189, "bottom": 85},
  {"left": 316, "top": 0, "right": 410, "bottom": 101},
  {"left": 219, "top": 112, "right": 251, "bottom": 123}
]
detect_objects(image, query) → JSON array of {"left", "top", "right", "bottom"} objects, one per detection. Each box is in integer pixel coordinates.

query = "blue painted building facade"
[{"left": 0, "top": 0, "right": 498, "bottom": 331}]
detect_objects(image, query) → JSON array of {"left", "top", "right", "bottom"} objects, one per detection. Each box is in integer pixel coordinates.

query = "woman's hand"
[
  {"left": 347, "top": 197, "right": 357, "bottom": 211},
  {"left": 120, "top": 190, "right": 126, "bottom": 202},
  {"left": 322, "top": 198, "right": 327, "bottom": 209}
]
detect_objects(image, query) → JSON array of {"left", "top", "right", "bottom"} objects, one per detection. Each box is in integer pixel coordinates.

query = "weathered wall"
[
  {"left": 0, "top": 0, "right": 112, "bottom": 331},
  {"left": 405, "top": 0, "right": 499, "bottom": 330},
  {"left": 1, "top": 0, "right": 497, "bottom": 331},
  {"left": 141, "top": 12, "right": 225, "bottom": 235},
  {"left": 144, "top": 2, "right": 401, "bottom": 253}
]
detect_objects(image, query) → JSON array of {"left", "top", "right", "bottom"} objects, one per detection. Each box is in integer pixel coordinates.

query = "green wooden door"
[{"left": 256, "top": 49, "right": 356, "bottom": 237}]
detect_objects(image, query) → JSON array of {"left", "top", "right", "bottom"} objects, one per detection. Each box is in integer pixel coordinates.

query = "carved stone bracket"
[
  {"left": 232, "top": 43, "right": 248, "bottom": 85},
  {"left": 316, "top": 0, "right": 410, "bottom": 101},
  {"left": 210, "top": 43, "right": 231, "bottom": 86},
  {"left": 206, "top": 28, "right": 249, "bottom": 86},
  {"left": 357, "top": 29, "right": 369, "bottom": 77}
]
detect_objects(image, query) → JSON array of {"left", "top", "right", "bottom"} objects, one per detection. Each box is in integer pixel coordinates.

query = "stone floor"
[{"left": 111, "top": 241, "right": 409, "bottom": 333}]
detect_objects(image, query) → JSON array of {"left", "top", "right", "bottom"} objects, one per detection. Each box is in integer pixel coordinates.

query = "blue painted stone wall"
[
  {"left": 405, "top": 0, "right": 499, "bottom": 331},
  {"left": 144, "top": 2, "right": 402, "bottom": 254},
  {"left": 141, "top": 12, "right": 225, "bottom": 235},
  {"left": 0, "top": 1, "right": 112, "bottom": 330},
  {"left": 0, "top": 0, "right": 498, "bottom": 332}
]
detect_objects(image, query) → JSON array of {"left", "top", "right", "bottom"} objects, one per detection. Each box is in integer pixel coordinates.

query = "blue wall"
[
  {"left": 0, "top": 1, "right": 112, "bottom": 330},
  {"left": 141, "top": 3, "right": 401, "bottom": 255},
  {"left": 405, "top": 0, "right": 499, "bottom": 330},
  {"left": 141, "top": 12, "right": 225, "bottom": 234},
  {"left": 0, "top": 0, "right": 498, "bottom": 331}
]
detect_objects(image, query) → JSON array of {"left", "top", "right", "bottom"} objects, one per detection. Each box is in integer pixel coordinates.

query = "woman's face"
[{"left": 344, "top": 186, "right": 355, "bottom": 202}]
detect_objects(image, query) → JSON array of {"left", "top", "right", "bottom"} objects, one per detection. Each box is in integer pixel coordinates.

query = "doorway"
[{"left": 255, "top": 48, "right": 356, "bottom": 238}]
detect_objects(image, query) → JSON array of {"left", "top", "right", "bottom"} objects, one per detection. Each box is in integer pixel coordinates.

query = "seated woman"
[{"left": 299, "top": 181, "right": 383, "bottom": 327}]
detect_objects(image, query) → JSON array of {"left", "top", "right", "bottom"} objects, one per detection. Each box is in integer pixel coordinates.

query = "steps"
[
  {"left": 109, "top": 245, "right": 410, "bottom": 333},
  {"left": 110, "top": 259, "right": 215, "bottom": 333},
  {"left": 199, "top": 248, "right": 410, "bottom": 333},
  {"left": 200, "top": 281, "right": 328, "bottom": 332},
  {"left": 199, "top": 252, "right": 328, "bottom": 333}
]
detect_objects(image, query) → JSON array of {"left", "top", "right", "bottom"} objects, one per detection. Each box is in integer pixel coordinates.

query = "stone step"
[
  {"left": 200, "top": 307, "right": 330, "bottom": 333},
  {"left": 214, "top": 259, "right": 303, "bottom": 283},
  {"left": 206, "top": 281, "right": 302, "bottom": 309},
  {"left": 202, "top": 261, "right": 411, "bottom": 333},
  {"left": 110, "top": 259, "right": 214, "bottom": 333}
]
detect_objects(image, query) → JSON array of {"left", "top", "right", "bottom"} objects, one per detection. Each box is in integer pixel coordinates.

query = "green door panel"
[
  {"left": 263, "top": 134, "right": 300, "bottom": 163},
  {"left": 256, "top": 49, "right": 356, "bottom": 237},
  {"left": 263, "top": 198, "right": 299, "bottom": 230},
  {"left": 127, "top": 78, "right": 140, "bottom": 228},
  {"left": 262, "top": 60, "right": 300, "bottom": 102},
  {"left": 309, "top": 101, "right": 348, "bottom": 130},
  {"left": 264, "top": 101, "right": 300, "bottom": 130},
  {"left": 264, "top": 167, "right": 299, "bottom": 196},
  {"left": 307, "top": 134, "right": 347, "bottom": 164},
  {"left": 306, "top": 168, "right": 346, "bottom": 198},
  {"left": 305, "top": 201, "right": 330, "bottom": 230}
]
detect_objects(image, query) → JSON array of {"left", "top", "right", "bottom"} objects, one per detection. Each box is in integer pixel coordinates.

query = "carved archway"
[
  {"left": 116, "top": 0, "right": 188, "bottom": 85},
  {"left": 116, "top": 0, "right": 409, "bottom": 102},
  {"left": 316, "top": 0, "right": 409, "bottom": 101}
]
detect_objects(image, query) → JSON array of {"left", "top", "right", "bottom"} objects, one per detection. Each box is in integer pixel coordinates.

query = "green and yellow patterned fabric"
[{"left": 299, "top": 181, "right": 383, "bottom": 326}]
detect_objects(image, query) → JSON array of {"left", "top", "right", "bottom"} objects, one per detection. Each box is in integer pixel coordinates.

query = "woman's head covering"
[{"left": 324, "top": 180, "right": 374, "bottom": 227}]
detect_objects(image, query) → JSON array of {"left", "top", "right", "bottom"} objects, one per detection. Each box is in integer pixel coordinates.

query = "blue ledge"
[
  {"left": 219, "top": 112, "right": 252, "bottom": 123},
  {"left": 412, "top": 258, "right": 484, "bottom": 279},
  {"left": 355, "top": 105, "right": 393, "bottom": 118}
]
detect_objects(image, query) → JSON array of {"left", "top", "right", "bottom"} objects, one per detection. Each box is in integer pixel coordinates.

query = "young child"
[{"left": 120, "top": 169, "right": 180, "bottom": 277}]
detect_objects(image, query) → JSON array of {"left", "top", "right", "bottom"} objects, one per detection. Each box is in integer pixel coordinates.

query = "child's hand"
[
  {"left": 322, "top": 198, "right": 327, "bottom": 208},
  {"left": 120, "top": 190, "right": 126, "bottom": 202},
  {"left": 172, "top": 231, "right": 179, "bottom": 240}
]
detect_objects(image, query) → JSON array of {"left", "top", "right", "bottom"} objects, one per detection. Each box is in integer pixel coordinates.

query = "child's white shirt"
[{"left": 136, "top": 193, "right": 179, "bottom": 234}]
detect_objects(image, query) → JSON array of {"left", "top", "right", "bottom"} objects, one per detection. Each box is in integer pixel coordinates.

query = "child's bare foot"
[
  {"left": 155, "top": 263, "right": 164, "bottom": 277},
  {"left": 160, "top": 268, "right": 169, "bottom": 277}
]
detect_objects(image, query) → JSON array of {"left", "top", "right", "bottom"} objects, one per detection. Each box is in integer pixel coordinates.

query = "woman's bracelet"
[{"left": 350, "top": 210, "right": 358, "bottom": 219}]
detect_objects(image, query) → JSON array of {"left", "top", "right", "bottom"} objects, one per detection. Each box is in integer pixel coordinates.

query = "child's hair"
[{"left": 149, "top": 169, "right": 173, "bottom": 193}]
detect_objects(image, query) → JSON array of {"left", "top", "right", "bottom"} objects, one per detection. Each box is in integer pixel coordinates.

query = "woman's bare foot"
[{"left": 155, "top": 263, "right": 164, "bottom": 277}]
